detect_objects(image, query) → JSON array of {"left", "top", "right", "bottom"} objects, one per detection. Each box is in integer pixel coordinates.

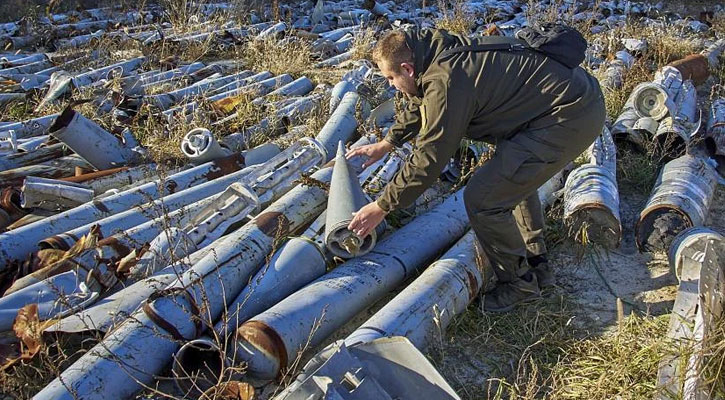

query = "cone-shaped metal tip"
[{"left": 324, "top": 141, "right": 377, "bottom": 258}]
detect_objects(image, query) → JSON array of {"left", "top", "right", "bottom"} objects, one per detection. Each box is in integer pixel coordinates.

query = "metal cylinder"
[
  {"left": 0, "top": 113, "right": 60, "bottom": 139},
  {"left": 702, "top": 39, "right": 725, "bottom": 69},
  {"left": 631, "top": 66, "right": 682, "bottom": 121},
  {"left": 39, "top": 148, "right": 279, "bottom": 251},
  {"left": 232, "top": 190, "right": 469, "bottom": 382},
  {"left": 20, "top": 177, "right": 95, "bottom": 211},
  {"left": 345, "top": 230, "right": 483, "bottom": 348},
  {"left": 668, "top": 227, "right": 724, "bottom": 280},
  {"left": 256, "top": 21, "right": 287, "bottom": 40},
  {"left": 48, "top": 108, "right": 140, "bottom": 170},
  {"left": 316, "top": 91, "right": 361, "bottom": 160},
  {"left": 181, "top": 128, "right": 232, "bottom": 164},
  {"left": 71, "top": 57, "right": 146, "bottom": 88},
  {"left": 324, "top": 142, "right": 375, "bottom": 258},
  {"left": 636, "top": 155, "right": 719, "bottom": 252},
  {"left": 0, "top": 154, "right": 247, "bottom": 269},
  {"left": 563, "top": 127, "right": 621, "bottom": 248},
  {"left": 315, "top": 50, "right": 353, "bottom": 68},
  {"left": 251, "top": 76, "right": 314, "bottom": 106},
  {"left": 32, "top": 139, "right": 377, "bottom": 400}
]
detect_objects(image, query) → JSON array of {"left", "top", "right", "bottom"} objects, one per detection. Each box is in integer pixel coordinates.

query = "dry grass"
[
  {"left": 437, "top": 296, "right": 674, "bottom": 400},
  {"left": 548, "top": 314, "right": 670, "bottom": 399},
  {"left": 0, "top": 331, "right": 101, "bottom": 399},
  {"left": 350, "top": 28, "right": 377, "bottom": 62},
  {"left": 703, "top": 316, "right": 725, "bottom": 398},
  {"left": 435, "top": 0, "right": 476, "bottom": 35},
  {"left": 242, "top": 37, "right": 314, "bottom": 77}
]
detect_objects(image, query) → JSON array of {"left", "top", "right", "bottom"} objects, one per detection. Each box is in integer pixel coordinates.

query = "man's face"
[{"left": 379, "top": 59, "right": 418, "bottom": 97}]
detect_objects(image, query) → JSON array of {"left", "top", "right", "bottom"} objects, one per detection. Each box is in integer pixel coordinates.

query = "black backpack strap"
[{"left": 438, "top": 41, "right": 530, "bottom": 59}]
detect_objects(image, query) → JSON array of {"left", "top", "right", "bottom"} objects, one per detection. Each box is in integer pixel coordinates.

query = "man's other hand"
[
  {"left": 345, "top": 140, "right": 394, "bottom": 169},
  {"left": 348, "top": 201, "right": 387, "bottom": 238}
]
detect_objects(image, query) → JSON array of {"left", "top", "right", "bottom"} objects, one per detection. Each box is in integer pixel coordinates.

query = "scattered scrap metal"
[{"left": 0, "top": 0, "right": 723, "bottom": 399}]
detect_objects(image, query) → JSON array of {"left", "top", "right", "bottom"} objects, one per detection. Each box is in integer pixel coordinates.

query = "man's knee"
[{"left": 464, "top": 182, "right": 489, "bottom": 216}]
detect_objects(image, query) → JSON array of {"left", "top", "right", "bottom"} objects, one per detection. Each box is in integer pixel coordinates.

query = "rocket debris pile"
[{"left": 0, "top": 1, "right": 724, "bottom": 399}]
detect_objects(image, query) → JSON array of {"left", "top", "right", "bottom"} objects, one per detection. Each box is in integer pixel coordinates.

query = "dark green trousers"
[{"left": 464, "top": 93, "right": 606, "bottom": 283}]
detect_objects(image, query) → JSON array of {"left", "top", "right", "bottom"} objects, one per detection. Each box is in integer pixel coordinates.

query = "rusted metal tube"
[
  {"left": 668, "top": 54, "right": 709, "bottom": 86},
  {"left": 0, "top": 142, "right": 71, "bottom": 171},
  {"left": 345, "top": 230, "right": 483, "bottom": 348},
  {"left": 172, "top": 143, "right": 402, "bottom": 388},
  {"left": 563, "top": 126, "right": 622, "bottom": 248},
  {"left": 0, "top": 154, "right": 247, "bottom": 269},
  {"left": 636, "top": 155, "right": 719, "bottom": 253},
  {"left": 20, "top": 177, "right": 94, "bottom": 211},
  {"left": 33, "top": 138, "right": 376, "bottom": 400},
  {"left": 125, "top": 139, "right": 324, "bottom": 281},
  {"left": 232, "top": 190, "right": 469, "bottom": 382}
]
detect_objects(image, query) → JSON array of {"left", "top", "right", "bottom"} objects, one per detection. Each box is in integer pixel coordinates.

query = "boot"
[
  {"left": 483, "top": 271, "right": 540, "bottom": 313},
  {"left": 528, "top": 254, "right": 555, "bottom": 288}
]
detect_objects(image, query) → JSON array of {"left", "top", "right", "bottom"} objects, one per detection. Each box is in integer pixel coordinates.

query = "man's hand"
[
  {"left": 345, "top": 140, "right": 394, "bottom": 169},
  {"left": 348, "top": 201, "right": 387, "bottom": 238}
]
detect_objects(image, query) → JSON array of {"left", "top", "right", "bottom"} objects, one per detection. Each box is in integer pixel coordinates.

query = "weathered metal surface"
[
  {"left": 316, "top": 91, "right": 362, "bottom": 160},
  {"left": 32, "top": 137, "right": 376, "bottom": 400},
  {"left": 563, "top": 126, "right": 621, "bottom": 248},
  {"left": 656, "top": 228, "right": 725, "bottom": 399},
  {"left": 0, "top": 113, "right": 59, "bottom": 139},
  {"left": 147, "top": 70, "right": 255, "bottom": 110},
  {"left": 71, "top": 57, "right": 146, "bottom": 88},
  {"left": 0, "top": 156, "right": 90, "bottom": 189},
  {"left": 704, "top": 98, "right": 725, "bottom": 177},
  {"left": 325, "top": 142, "right": 375, "bottom": 258},
  {"left": 180, "top": 128, "right": 232, "bottom": 164},
  {"left": 251, "top": 76, "right": 314, "bottom": 106},
  {"left": 636, "top": 155, "right": 719, "bottom": 252},
  {"left": 0, "top": 142, "right": 70, "bottom": 171},
  {"left": 20, "top": 176, "right": 94, "bottom": 211},
  {"left": 126, "top": 139, "right": 323, "bottom": 281},
  {"left": 0, "top": 154, "right": 246, "bottom": 269},
  {"left": 275, "top": 337, "right": 460, "bottom": 400},
  {"left": 233, "top": 190, "right": 469, "bottom": 381},
  {"left": 345, "top": 230, "right": 483, "bottom": 348},
  {"left": 632, "top": 66, "right": 682, "bottom": 121},
  {"left": 48, "top": 108, "right": 142, "bottom": 170}
]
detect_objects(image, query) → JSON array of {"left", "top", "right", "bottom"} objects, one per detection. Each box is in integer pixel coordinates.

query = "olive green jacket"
[{"left": 376, "top": 28, "right": 603, "bottom": 212}]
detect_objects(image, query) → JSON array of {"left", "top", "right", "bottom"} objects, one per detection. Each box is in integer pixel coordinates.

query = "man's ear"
[{"left": 400, "top": 62, "right": 415, "bottom": 78}]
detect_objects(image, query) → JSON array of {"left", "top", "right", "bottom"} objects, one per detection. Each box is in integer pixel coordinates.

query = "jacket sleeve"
[
  {"left": 384, "top": 93, "right": 422, "bottom": 147},
  {"left": 376, "top": 77, "right": 474, "bottom": 212}
]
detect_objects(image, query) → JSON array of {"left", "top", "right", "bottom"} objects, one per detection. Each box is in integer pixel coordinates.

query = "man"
[{"left": 346, "top": 28, "right": 605, "bottom": 312}]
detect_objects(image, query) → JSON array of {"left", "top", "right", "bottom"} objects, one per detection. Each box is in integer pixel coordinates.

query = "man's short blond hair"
[{"left": 372, "top": 30, "right": 414, "bottom": 72}]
